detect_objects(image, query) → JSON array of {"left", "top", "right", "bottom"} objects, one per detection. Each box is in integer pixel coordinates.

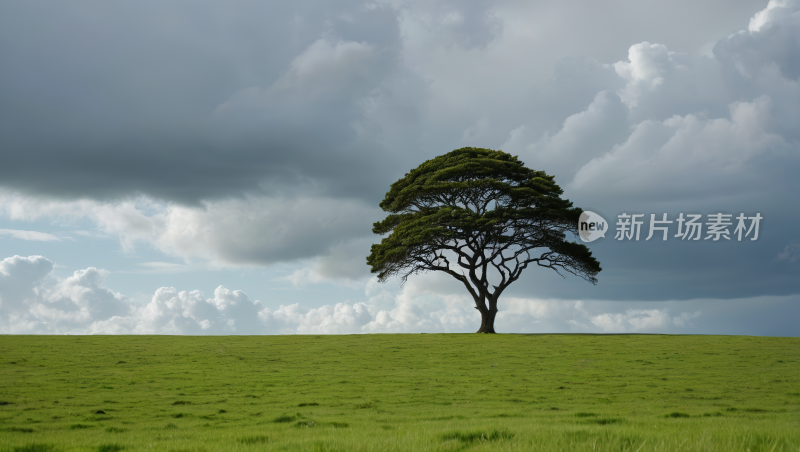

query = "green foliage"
[
  {"left": 378, "top": 148, "right": 563, "bottom": 214},
  {"left": 0, "top": 334, "right": 798, "bottom": 451},
  {"left": 368, "top": 148, "right": 601, "bottom": 332}
]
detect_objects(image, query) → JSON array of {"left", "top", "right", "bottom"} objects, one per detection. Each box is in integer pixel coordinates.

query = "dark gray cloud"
[
  {"left": 0, "top": 0, "right": 769, "bottom": 205},
  {"left": 0, "top": 0, "right": 408, "bottom": 204}
]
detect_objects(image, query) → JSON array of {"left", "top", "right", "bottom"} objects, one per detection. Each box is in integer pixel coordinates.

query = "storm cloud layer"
[{"left": 0, "top": 0, "right": 799, "bottom": 334}]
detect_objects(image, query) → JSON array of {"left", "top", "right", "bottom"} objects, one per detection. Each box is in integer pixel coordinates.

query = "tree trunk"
[{"left": 476, "top": 308, "right": 498, "bottom": 334}]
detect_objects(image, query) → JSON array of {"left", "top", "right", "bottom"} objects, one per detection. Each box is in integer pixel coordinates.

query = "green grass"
[{"left": 0, "top": 334, "right": 798, "bottom": 451}]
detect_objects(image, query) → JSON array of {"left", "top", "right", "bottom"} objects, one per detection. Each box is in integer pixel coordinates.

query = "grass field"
[{"left": 0, "top": 334, "right": 798, "bottom": 452}]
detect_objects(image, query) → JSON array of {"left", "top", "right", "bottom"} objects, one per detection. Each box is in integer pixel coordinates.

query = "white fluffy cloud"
[
  {"left": 0, "top": 255, "right": 130, "bottom": 333},
  {"left": 133, "top": 286, "right": 264, "bottom": 335},
  {"left": 0, "top": 255, "right": 266, "bottom": 334},
  {"left": 3, "top": 254, "right": 747, "bottom": 335},
  {"left": 502, "top": 0, "right": 800, "bottom": 208}
]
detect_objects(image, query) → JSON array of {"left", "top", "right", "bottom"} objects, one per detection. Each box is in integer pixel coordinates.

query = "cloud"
[
  {"left": 0, "top": 0, "right": 777, "bottom": 206},
  {"left": 497, "top": 0, "right": 800, "bottom": 207},
  {"left": 1, "top": 254, "right": 798, "bottom": 335},
  {"left": 234, "top": 38, "right": 375, "bottom": 98},
  {"left": 389, "top": 0, "right": 503, "bottom": 50},
  {"left": 134, "top": 262, "right": 189, "bottom": 274},
  {"left": 0, "top": 255, "right": 54, "bottom": 316},
  {"left": 502, "top": 90, "right": 630, "bottom": 180},
  {"left": 776, "top": 239, "right": 800, "bottom": 263},
  {"left": 0, "top": 192, "right": 381, "bottom": 267},
  {"left": 214, "top": 36, "right": 383, "bottom": 131},
  {"left": 260, "top": 302, "right": 377, "bottom": 334},
  {"left": 589, "top": 309, "right": 670, "bottom": 332},
  {"left": 0, "top": 0, "right": 799, "bottom": 306},
  {"left": 0, "top": 255, "right": 266, "bottom": 334},
  {"left": 279, "top": 237, "right": 375, "bottom": 287},
  {"left": 0, "top": 1, "right": 405, "bottom": 204},
  {"left": 672, "top": 310, "right": 702, "bottom": 328},
  {"left": 133, "top": 286, "right": 264, "bottom": 335},
  {"left": 0, "top": 255, "right": 131, "bottom": 333},
  {"left": 485, "top": 0, "right": 800, "bottom": 305},
  {"left": 569, "top": 95, "right": 787, "bottom": 200},
  {"left": 728, "top": 0, "right": 800, "bottom": 80},
  {"left": 0, "top": 229, "right": 61, "bottom": 241},
  {"left": 613, "top": 42, "right": 688, "bottom": 109}
]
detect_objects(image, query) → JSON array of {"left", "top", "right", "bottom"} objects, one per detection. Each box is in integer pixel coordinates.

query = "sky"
[{"left": 0, "top": 0, "right": 798, "bottom": 336}]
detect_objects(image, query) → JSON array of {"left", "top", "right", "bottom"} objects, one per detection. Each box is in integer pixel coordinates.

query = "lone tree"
[{"left": 367, "top": 147, "right": 601, "bottom": 333}]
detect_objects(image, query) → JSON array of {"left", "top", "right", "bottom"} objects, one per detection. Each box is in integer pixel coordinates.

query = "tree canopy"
[{"left": 367, "top": 147, "right": 601, "bottom": 333}]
